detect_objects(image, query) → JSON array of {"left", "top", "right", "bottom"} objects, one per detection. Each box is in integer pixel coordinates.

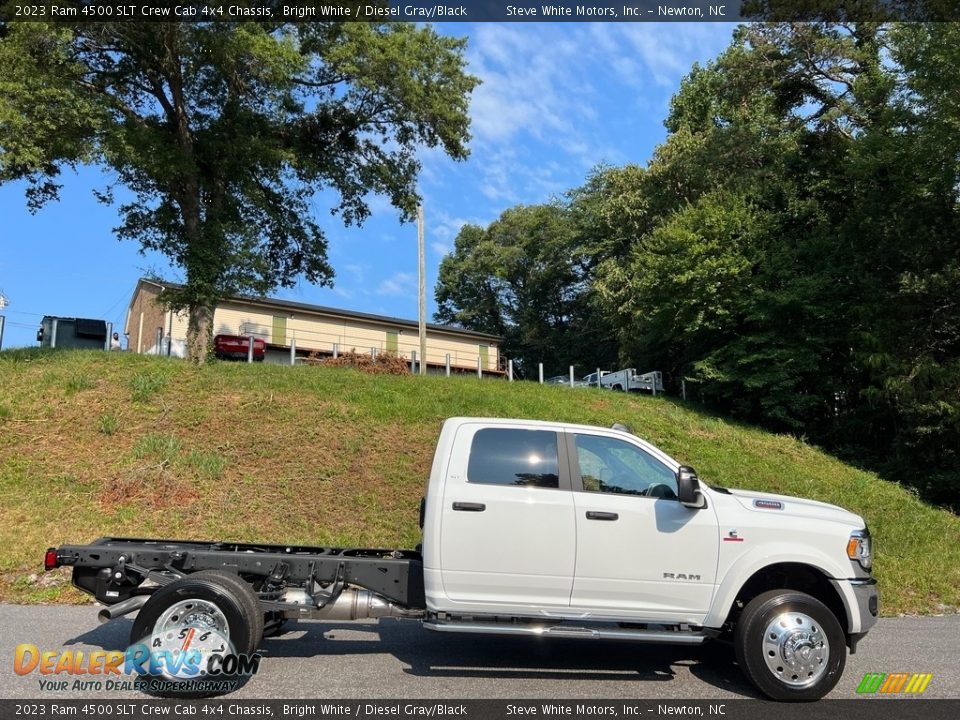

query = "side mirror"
[{"left": 677, "top": 466, "right": 705, "bottom": 509}]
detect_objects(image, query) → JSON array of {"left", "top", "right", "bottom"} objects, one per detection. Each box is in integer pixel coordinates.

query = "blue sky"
[{"left": 0, "top": 22, "right": 735, "bottom": 349}]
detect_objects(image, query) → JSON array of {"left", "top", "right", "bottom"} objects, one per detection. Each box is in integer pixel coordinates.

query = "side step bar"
[{"left": 424, "top": 621, "right": 708, "bottom": 645}]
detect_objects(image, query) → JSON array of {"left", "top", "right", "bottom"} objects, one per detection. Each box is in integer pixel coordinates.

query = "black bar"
[
  {"left": 1, "top": 699, "right": 959, "bottom": 720},
  {"left": 1, "top": 1, "right": 956, "bottom": 24}
]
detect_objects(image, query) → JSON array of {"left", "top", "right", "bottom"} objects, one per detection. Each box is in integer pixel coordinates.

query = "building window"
[
  {"left": 386, "top": 330, "right": 399, "bottom": 353},
  {"left": 272, "top": 316, "right": 287, "bottom": 345}
]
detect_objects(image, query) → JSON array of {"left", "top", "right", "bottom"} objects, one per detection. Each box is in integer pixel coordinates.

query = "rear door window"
[{"left": 467, "top": 428, "right": 560, "bottom": 489}]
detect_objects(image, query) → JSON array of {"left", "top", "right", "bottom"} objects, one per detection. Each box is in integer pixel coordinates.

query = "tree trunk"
[{"left": 186, "top": 303, "right": 214, "bottom": 364}]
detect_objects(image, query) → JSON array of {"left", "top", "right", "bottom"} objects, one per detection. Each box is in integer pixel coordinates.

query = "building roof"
[{"left": 132, "top": 278, "right": 504, "bottom": 343}]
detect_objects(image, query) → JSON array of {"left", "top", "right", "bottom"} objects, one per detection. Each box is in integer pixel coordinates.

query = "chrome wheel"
[
  {"left": 154, "top": 598, "right": 231, "bottom": 638},
  {"left": 131, "top": 573, "right": 261, "bottom": 697},
  {"left": 761, "top": 611, "right": 829, "bottom": 688},
  {"left": 144, "top": 599, "right": 233, "bottom": 681}
]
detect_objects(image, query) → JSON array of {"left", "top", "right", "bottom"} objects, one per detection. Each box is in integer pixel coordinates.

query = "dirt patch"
[
  {"left": 99, "top": 467, "right": 201, "bottom": 510},
  {"left": 312, "top": 351, "right": 411, "bottom": 375}
]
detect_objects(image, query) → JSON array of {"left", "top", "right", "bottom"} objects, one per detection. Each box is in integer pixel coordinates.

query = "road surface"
[{"left": 1, "top": 605, "right": 957, "bottom": 700}]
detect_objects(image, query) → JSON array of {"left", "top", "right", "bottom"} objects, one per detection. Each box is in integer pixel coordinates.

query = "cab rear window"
[{"left": 467, "top": 428, "right": 560, "bottom": 488}]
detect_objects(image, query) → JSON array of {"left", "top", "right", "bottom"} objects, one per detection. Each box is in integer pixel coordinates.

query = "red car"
[{"left": 213, "top": 334, "right": 265, "bottom": 361}]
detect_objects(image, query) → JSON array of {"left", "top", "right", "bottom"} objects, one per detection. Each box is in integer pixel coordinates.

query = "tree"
[
  {"left": 435, "top": 204, "right": 617, "bottom": 376},
  {"left": 587, "top": 22, "right": 960, "bottom": 508},
  {"left": 0, "top": 19, "right": 478, "bottom": 361}
]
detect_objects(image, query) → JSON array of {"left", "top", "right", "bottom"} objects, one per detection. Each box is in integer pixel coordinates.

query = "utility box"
[
  {"left": 601, "top": 368, "right": 664, "bottom": 393},
  {"left": 37, "top": 316, "right": 109, "bottom": 350}
]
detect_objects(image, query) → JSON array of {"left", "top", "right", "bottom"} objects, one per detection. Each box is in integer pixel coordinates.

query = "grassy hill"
[{"left": 1, "top": 348, "right": 958, "bottom": 615}]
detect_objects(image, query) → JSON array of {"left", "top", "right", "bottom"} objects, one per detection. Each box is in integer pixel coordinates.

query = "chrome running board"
[{"left": 423, "top": 621, "right": 708, "bottom": 644}]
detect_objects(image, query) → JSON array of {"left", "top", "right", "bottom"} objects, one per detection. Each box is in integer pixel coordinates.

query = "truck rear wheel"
[
  {"left": 734, "top": 589, "right": 845, "bottom": 701},
  {"left": 129, "top": 571, "right": 263, "bottom": 697}
]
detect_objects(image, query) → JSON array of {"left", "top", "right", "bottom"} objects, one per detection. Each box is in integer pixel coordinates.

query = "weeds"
[
  {"left": 97, "top": 412, "right": 119, "bottom": 436},
  {"left": 133, "top": 433, "right": 182, "bottom": 466},
  {"left": 131, "top": 372, "right": 166, "bottom": 402},
  {"left": 185, "top": 449, "right": 227, "bottom": 480},
  {"left": 65, "top": 374, "right": 94, "bottom": 394}
]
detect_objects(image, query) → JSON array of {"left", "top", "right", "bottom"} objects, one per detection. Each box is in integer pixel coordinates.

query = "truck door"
[
  {"left": 568, "top": 431, "right": 719, "bottom": 620},
  {"left": 439, "top": 424, "right": 576, "bottom": 608}
]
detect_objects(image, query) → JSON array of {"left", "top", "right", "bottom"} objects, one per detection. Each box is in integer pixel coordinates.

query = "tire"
[
  {"left": 734, "top": 589, "right": 845, "bottom": 701},
  {"left": 129, "top": 571, "right": 263, "bottom": 697},
  {"left": 190, "top": 570, "right": 264, "bottom": 651}
]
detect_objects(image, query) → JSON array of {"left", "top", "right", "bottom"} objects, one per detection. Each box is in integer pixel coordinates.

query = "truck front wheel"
[
  {"left": 734, "top": 589, "right": 845, "bottom": 701},
  {"left": 129, "top": 571, "right": 263, "bottom": 697}
]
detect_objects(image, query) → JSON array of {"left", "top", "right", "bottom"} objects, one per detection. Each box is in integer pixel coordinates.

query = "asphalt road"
[{"left": 1, "top": 605, "right": 957, "bottom": 700}]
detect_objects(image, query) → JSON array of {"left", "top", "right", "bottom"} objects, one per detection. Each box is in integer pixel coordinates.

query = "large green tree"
[
  {"left": 435, "top": 204, "right": 617, "bottom": 376},
  {"left": 0, "top": 18, "right": 478, "bottom": 360},
  {"left": 590, "top": 22, "right": 960, "bottom": 506}
]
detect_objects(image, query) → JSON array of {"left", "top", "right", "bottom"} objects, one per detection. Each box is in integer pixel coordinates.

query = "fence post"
[
  {"left": 445, "top": 353, "right": 451, "bottom": 377},
  {"left": 51, "top": 318, "right": 59, "bottom": 348},
  {"left": 596, "top": 367, "right": 601, "bottom": 388},
  {"left": 410, "top": 350, "right": 416, "bottom": 373},
  {"left": 333, "top": 343, "right": 339, "bottom": 359},
  {"left": 681, "top": 379, "right": 686, "bottom": 401},
  {"left": 508, "top": 359, "right": 513, "bottom": 382},
  {"left": 290, "top": 337, "right": 296, "bottom": 366},
  {"left": 104, "top": 322, "right": 113, "bottom": 351},
  {"left": 0, "top": 315, "right": 5, "bottom": 351},
  {"left": 156, "top": 328, "right": 164, "bottom": 356},
  {"left": 246, "top": 334, "right": 254, "bottom": 363},
  {"left": 477, "top": 356, "right": 482, "bottom": 379},
  {"left": 538, "top": 363, "right": 544, "bottom": 384},
  {"left": 569, "top": 365, "right": 575, "bottom": 386}
]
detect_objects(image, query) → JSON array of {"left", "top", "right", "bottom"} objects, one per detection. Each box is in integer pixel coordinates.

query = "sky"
[{"left": 0, "top": 21, "right": 736, "bottom": 350}]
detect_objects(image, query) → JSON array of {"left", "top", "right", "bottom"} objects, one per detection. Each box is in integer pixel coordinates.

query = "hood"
[{"left": 726, "top": 488, "right": 864, "bottom": 529}]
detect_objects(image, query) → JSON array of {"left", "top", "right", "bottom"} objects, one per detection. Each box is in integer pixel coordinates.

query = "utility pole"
[{"left": 417, "top": 204, "right": 427, "bottom": 375}]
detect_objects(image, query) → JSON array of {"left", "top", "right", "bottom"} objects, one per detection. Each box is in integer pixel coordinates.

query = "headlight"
[{"left": 847, "top": 528, "right": 872, "bottom": 570}]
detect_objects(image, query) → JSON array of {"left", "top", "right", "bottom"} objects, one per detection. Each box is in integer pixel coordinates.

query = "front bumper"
[
  {"left": 831, "top": 576, "right": 878, "bottom": 643},
  {"left": 851, "top": 577, "right": 879, "bottom": 632}
]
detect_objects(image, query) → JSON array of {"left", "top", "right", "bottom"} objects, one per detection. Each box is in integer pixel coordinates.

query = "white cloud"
[
  {"left": 343, "top": 264, "right": 367, "bottom": 282},
  {"left": 445, "top": 22, "right": 734, "bottom": 212},
  {"left": 376, "top": 272, "right": 416, "bottom": 296},
  {"left": 430, "top": 241, "right": 452, "bottom": 257}
]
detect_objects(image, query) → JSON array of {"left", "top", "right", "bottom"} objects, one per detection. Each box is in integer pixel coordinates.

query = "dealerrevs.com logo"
[
  {"left": 856, "top": 672, "right": 933, "bottom": 695},
  {"left": 14, "top": 628, "right": 260, "bottom": 693}
]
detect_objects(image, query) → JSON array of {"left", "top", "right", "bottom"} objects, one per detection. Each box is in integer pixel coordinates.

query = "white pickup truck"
[
  {"left": 47, "top": 417, "right": 877, "bottom": 701},
  {"left": 601, "top": 368, "right": 664, "bottom": 393}
]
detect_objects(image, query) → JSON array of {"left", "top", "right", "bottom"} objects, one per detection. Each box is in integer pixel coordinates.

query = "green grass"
[
  {"left": 130, "top": 371, "right": 167, "bottom": 403},
  {"left": 0, "top": 348, "right": 958, "bottom": 614},
  {"left": 97, "top": 412, "right": 119, "bottom": 436}
]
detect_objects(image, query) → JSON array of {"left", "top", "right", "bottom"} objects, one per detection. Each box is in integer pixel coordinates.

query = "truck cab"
[{"left": 420, "top": 418, "right": 877, "bottom": 700}]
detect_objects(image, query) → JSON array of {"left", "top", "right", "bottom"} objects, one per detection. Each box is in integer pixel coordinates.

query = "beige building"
[{"left": 124, "top": 279, "right": 504, "bottom": 375}]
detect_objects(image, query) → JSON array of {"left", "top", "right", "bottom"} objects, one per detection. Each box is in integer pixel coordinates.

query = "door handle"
[
  {"left": 452, "top": 502, "right": 486, "bottom": 512},
  {"left": 586, "top": 511, "right": 619, "bottom": 521}
]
